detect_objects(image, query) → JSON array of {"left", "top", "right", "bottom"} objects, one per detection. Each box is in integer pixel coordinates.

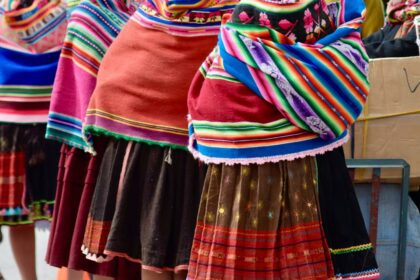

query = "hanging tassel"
[{"left": 164, "top": 148, "right": 173, "bottom": 165}]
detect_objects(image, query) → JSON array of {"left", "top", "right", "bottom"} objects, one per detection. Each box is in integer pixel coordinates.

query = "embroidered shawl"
[
  {"left": 188, "top": 0, "right": 369, "bottom": 164},
  {"left": 46, "top": 0, "right": 136, "bottom": 152}
]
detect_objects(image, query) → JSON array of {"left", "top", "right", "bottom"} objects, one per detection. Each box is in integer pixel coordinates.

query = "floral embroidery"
[
  {"left": 303, "top": 8, "right": 314, "bottom": 33},
  {"left": 233, "top": 0, "right": 335, "bottom": 44},
  {"left": 239, "top": 11, "right": 250, "bottom": 22},
  {"left": 259, "top": 12, "right": 272, "bottom": 27}
]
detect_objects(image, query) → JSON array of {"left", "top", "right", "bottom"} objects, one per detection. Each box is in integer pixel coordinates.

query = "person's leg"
[
  {"left": 65, "top": 268, "right": 84, "bottom": 280},
  {"left": 141, "top": 270, "right": 173, "bottom": 280},
  {"left": 9, "top": 225, "right": 37, "bottom": 280},
  {"left": 0, "top": 227, "right": 3, "bottom": 280},
  {"left": 93, "top": 274, "right": 114, "bottom": 280}
]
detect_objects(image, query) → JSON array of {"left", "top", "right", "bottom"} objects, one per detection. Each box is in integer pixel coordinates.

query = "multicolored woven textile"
[
  {"left": 386, "top": 0, "right": 420, "bottom": 37},
  {"left": 46, "top": 0, "right": 137, "bottom": 152},
  {"left": 0, "top": 47, "right": 60, "bottom": 122},
  {"left": 132, "top": 0, "right": 237, "bottom": 36},
  {"left": 83, "top": 19, "right": 219, "bottom": 150},
  {"left": 80, "top": 0, "right": 240, "bottom": 150},
  {"left": 0, "top": 151, "right": 26, "bottom": 218},
  {"left": 0, "top": 0, "right": 66, "bottom": 123},
  {"left": 0, "top": 0, "right": 67, "bottom": 53},
  {"left": 187, "top": 158, "right": 336, "bottom": 280},
  {"left": 188, "top": 0, "right": 369, "bottom": 164}
]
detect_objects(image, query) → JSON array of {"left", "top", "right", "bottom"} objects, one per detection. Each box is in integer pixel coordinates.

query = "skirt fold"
[
  {"left": 82, "top": 138, "right": 207, "bottom": 272},
  {"left": 46, "top": 141, "right": 141, "bottom": 279}
]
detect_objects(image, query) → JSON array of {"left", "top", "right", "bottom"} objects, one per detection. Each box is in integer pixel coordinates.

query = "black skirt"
[
  {"left": 82, "top": 137, "right": 207, "bottom": 272},
  {"left": 317, "top": 148, "right": 379, "bottom": 278}
]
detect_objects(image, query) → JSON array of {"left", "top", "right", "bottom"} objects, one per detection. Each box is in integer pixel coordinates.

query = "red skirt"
[{"left": 45, "top": 141, "right": 141, "bottom": 279}]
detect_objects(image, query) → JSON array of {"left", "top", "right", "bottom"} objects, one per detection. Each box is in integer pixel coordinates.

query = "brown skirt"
[
  {"left": 188, "top": 157, "right": 335, "bottom": 280},
  {"left": 45, "top": 142, "right": 141, "bottom": 279},
  {"left": 187, "top": 148, "right": 380, "bottom": 280},
  {"left": 82, "top": 138, "right": 207, "bottom": 273}
]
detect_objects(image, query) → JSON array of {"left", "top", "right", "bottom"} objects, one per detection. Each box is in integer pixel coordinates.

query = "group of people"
[{"left": 0, "top": 0, "right": 419, "bottom": 279}]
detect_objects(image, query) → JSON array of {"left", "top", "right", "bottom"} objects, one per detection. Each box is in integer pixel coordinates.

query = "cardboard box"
[{"left": 344, "top": 56, "right": 420, "bottom": 189}]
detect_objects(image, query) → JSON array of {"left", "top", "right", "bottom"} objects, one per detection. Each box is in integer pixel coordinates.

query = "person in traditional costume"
[
  {"left": 77, "top": 0, "right": 238, "bottom": 279},
  {"left": 0, "top": 0, "right": 66, "bottom": 278},
  {"left": 186, "top": 0, "right": 380, "bottom": 279}
]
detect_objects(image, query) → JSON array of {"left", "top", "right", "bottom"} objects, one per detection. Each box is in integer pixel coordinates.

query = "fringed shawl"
[{"left": 188, "top": 0, "right": 369, "bottom": 164}]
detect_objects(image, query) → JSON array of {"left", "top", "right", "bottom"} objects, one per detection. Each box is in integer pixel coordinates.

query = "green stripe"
[
  {"left": 193, "top": 119, "right": 295, "bottom": 136},
  {"left": 207, "top": 73, "right": 240, "bottom": 83},
  {"left": 0, "top": 86, "right": 52, "bottom": 96},
  {"left": 67, "top": 26, "right": 106, "bottom": 61},
  {"left": 233, "top": 31, "right": 259, "bottom": 68}
]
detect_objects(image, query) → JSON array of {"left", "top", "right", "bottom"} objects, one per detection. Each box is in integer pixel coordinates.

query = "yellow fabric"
[{"left": 362, "top": 0, "right": 385, "bottom": 37}]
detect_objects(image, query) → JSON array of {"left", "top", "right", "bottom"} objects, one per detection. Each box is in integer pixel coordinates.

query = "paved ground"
[{"left": 0, "top": 222, "right": 57, "bottom": 280}]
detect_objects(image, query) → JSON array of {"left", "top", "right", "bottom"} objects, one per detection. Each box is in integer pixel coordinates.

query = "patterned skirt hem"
[
  {"left": 81, "top": 245, "right": 189, "bottom": 273},
  {"left": 335, "top": 269, "right": 380, "bottom": 279},
  {"left": 0, "top": 200, "right": 54, "bottom": 225}
]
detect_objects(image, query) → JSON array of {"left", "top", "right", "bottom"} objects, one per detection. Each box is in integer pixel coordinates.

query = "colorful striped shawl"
[
  {"left": 188, "top": 0, "right": 369, "bottom": 164},
  {"left": 0, "top": 46, "right": 60, "bottom": 123},
  {"left": 0, "top": 0, "right": 67, "bottom": 53},
  {"left": 46, "top": 0, "right": 136, "bottom": 152},
  {"left": 0, "top": 0, "right": 66, "bottom": 123},
  {"left": 131, "top": 0, "right": 237, "bottom": 36}
]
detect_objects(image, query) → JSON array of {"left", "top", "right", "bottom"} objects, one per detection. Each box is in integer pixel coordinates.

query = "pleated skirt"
[
  {"left": 187, "top": 148, "right": 380, "bottom": 280},
  {"left": 82, "top": 137, "right": 207, "bottom": 273},
  {"left": 45, "top": 141, "right": 141, "bottom": 279}
]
